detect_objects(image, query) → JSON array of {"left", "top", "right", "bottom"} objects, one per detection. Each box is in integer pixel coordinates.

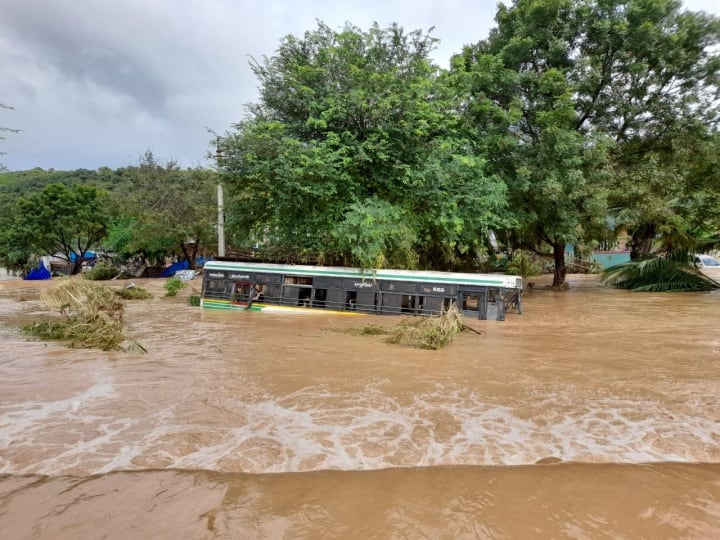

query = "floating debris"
[
  {"left": 23, "top": 280, "right": 146, "bottom": 352},
  {"left": 348, "top": 304, "right": 466, "bottom": 349}
]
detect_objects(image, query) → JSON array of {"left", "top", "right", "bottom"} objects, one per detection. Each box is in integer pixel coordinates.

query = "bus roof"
[{"left": 204, "top": 260, "right": 522, "bottom": 290}]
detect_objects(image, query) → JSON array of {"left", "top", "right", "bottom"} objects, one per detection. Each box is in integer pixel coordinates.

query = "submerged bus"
[{"left": 200, "top": 261, "right": 522, "bottom": 321}]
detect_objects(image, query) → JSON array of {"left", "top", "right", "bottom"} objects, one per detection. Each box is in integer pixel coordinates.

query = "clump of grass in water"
[
  {"left": 349, "top": 304, "right": 465, "bottom": 349},
  {"left": 22, "top": 280, "right": 146, "bottom": 352},
  {"left": 115, "top": 284, "right": 153, "bottom": 300},
  {"left": 357, "top": 324, "right": 388, "bottom": 335}
]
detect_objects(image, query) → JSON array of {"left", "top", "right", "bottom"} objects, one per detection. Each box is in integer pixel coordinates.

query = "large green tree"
[
  {"left": 0, "top": 166, "right": 126, "bottom": 273},
  {"left": 608, "top": 125, "right": 720, "bottom": 259},
  {"left": 219, "top": 22, "right": 509, "bottom": 270},
  {"left": 13, "top": 183, "right": 109, "bottom": 275},
  {"left": 106, "top": 152, "right": 217, "bottom": 268},
  {"left": 454, "top": 0, "right": 720, "bottom": 285},
  {"left": 0, "top": 194, "right": 33, "bottom": 272}
]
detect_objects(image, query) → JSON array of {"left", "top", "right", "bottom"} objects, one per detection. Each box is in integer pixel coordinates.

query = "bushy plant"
[
  {"left": 84, "top": 263, "right": 120, "bottom": 281},
  {"left": 164, "top": 276, "right": 185, "bottom": 296},
  {"left": 188, "top": 288, "right": 201, "bottom": 306},
  {"left": 505, "top": 250, "right": 544, "bottom": 278}
]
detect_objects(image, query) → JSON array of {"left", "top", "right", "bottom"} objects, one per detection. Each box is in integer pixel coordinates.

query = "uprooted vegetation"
[
  {"left": 115, "top": 284, "right": 153, "bottom": 300},
  {"left": 22, "top": 280, "right": 146, "bottom": 352},
  {"left": 346, "top": 304, "right": 467, "bottom": 349}
]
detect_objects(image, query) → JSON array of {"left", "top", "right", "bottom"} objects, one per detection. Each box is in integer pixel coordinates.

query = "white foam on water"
[
  {"left": 136, "top": 386, "right": 720, "bottom": 473},
  {"left": 0, "top": 379, "right": 122, "bottom": 474},
  {"left": 0, "top": 380, "right": 115, "bottom": 442},
  {"left": 3, "top": 383, "right": 720, "bottom": 475}
]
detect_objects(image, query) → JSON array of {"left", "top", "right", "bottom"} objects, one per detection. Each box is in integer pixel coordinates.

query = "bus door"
[
  {"left": 458, "top": 290, "right": 487, "bottom": 320},
  {"left": 233, "top": 281, "right": 253, "bottom": 304}
]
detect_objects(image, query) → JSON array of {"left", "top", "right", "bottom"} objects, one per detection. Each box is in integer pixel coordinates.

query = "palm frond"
[{"left": 601, "top": 256, "right": 719, "bottom": 292}]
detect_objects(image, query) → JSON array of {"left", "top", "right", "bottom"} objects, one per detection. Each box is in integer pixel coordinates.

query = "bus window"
[
  {"left": 313, "top": 288, "right": 327, "bottom": 308},
  {"left": 346, "top": 291, "right": 357, "bottom": 310}
]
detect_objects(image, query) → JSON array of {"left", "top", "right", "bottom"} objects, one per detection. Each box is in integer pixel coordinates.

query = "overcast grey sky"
[{"left": 1, "top": 0, "right": 718, "bottom": 172}]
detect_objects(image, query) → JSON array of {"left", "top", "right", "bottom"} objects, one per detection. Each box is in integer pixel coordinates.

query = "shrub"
[
  {"left": 84, "top": 263, "right": 120, "bottom": 281},
  {"left": 188, "top": 288, "right": 201, "bottom": 306},
  {"left": 164, "top": 276, "right": 185, "bottom": 297},
  {"left": 505, "top": 250, "right": 544, "bottom": 278}
]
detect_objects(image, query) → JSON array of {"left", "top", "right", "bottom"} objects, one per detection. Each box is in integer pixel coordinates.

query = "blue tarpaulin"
[
  {"left": 25, "top": 261, "right": 51, "bottom": 280},
  {"left": 69, "top": 251, "right": 96, "bottom": 261},
  {"left": 159, "top": 259, "right": 190, "bottom": 277}
]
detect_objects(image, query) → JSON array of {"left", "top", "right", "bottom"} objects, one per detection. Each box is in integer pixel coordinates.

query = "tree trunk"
[
  {"left": 630, "top": 223, "right": 656, "bottom": 260},
  {"left": 552, "top": 241, "right": 567, "bottom": 288},
  {"left": 179, "top": 240, "right": 199, "bottom": 269},
  {"left": 70, "top": 259, "right": 83, "bottom": 275}
]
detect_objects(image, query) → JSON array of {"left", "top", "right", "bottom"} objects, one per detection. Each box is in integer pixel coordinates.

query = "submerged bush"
[
  {"left": 84, "top": 263, "right": 120, "bottom": 281},
  {"left": 188, "top": 288, "right": 201, "bottom": 306},
  {"left": 164, "top": 276, "right": 185, "bottom": 297}
]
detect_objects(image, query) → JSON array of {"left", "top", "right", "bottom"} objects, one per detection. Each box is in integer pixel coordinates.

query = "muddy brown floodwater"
[{"left": 1, "top": 275, "right": 720, "bottom": 539}]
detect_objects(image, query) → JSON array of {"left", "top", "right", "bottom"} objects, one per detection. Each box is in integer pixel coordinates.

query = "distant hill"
[{"left": 0, "top": 167, "right": 131, "bottom": 197}]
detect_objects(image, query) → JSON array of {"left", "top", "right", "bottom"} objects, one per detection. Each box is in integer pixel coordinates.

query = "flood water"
[{"left": 1, "top": 275, "right": 720, "bottom": 538}]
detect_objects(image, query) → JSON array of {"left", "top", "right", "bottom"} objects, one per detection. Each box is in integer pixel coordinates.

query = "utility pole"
[{"left": 215, "top": 137, "right": 225, "bottom": 258}]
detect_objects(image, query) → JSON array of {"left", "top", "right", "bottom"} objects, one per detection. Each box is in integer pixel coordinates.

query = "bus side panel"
[
  {"left": 356, "top": 292, "right": 378, "bottom": 313},
  {"left": 262, "top": 284, "right": 282, "bottom": 304},
  {"left": 282, "top": 285, "right": 300, "bottom": 305},
  {"left": 326, "top": 289, "right": 347, "bottom": 310},
  {"left": 421, "top": 296, "right": 444, "bottom": 316},
  {"left": 380, "top": 293, "right": 402, "bottom": 314}
]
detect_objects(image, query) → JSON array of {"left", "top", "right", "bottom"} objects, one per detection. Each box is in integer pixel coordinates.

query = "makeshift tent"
[
  {"left": 69, "top": 251, "right": 96, "bottom": 262},
  {"left": 25, "top": 261, "right": 51, "bottom": 280},
  {"left": 159, "top": 259, "right": 189, "bottom": 277}
]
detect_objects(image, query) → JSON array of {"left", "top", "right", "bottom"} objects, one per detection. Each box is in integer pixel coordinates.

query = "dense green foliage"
[
  {"left": 219, "top": 22, "right": 509, "bottom": 270},
  {"left": 105, "top": 152, "right": 216, "bottom": 267},
  {"left": 11, "top": 183, "right": 109, "bottom": 274},
  {"left": 2, "top": 3, "right": 719, "bottom": 291},
  {"left": 0, "top": 166, "right": 129, "bottom": 272},
  {"left": 602, "top": 252, "right": 720, "bottom": 291},
  {"left": 505, "top": 250, "right": 545, "bottom": 279},
  {"left": 452, "top": 0, "right": 720, "bottom": 285},
  {"left": 0, "top": 155, "right": 216, "bottom": 273},
  {"left": 0, "top": 167, "right": 125, "bottom": 194},
  {"left": 164, "top": 276, "right": 186, "bottom": 297},
  {"left": 83, "top": 263, "right": 120, "bottom": 280}
]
